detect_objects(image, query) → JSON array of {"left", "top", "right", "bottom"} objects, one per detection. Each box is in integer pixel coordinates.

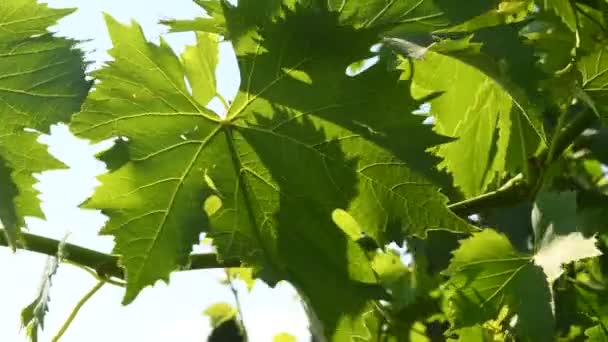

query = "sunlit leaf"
[{"left": 0, "top": 0, "right": 88, "bottom": 248}]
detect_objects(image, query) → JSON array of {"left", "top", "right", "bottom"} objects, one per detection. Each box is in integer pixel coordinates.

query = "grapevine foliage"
[
  {"left": 0, "top": 0, "right": 88, "bottom": 248},
  {"left": 3, "top": 0, "right": 608, "bottom": 341}
]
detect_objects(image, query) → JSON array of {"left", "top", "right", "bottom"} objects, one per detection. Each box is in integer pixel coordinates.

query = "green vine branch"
[
  {"left": 449, "top": 108, "right": 598, "bottom": 216},
  {"left": 0, "top": 229, "right": 240, "bottom": 279}
]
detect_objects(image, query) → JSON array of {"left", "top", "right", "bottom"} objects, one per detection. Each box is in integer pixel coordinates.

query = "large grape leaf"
[
  {"left": 0, "top": 0, "right": 89, "bottom": 247},
  {"left": 71, "top": 2, "right": 474, "bottom": 340}
]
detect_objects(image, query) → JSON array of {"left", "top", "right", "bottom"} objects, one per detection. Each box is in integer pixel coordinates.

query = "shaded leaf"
[
  {"left": 537, "top": 0, "right": 578, "bottom": 32},
  {"left": 481, "top": 201, "right": 534, "bottom": 252},
  {"left": 444, "top": 229, "right": 555, "bottom": 342},
  {"left": 446, "top": 226, "right": 603, "bottom": 340},
  {"left": 532, "top": 191, "right": 578, "bottom": 247},
  {"left": 577, "top": 190, "right": 608, "bottom": 236}
]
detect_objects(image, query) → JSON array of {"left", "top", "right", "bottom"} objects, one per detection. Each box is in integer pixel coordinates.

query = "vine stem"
[
  {"left": 0, "top": 229, "right": 240, "bottom": 279},
  {"left": 51, "top": 281, "right": 105, "bottom": 342}
]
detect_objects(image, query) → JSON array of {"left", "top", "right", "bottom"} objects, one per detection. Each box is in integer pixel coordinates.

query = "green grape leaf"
[
  {"left": 71, "top": 3, "right": 474, "bottom": 340},
  {"left": 445, "top": 229, "right": 555, "bottom": 341},
  {"left": 446, "top": 228, "right": 603, "bottom": 340},
  {"left": 405, "top": 44, "right": 540, "bottom": 197},
  {"left": 182, "top": 32, "right": 219, "bottom": 107},
  {"left": 0, "top": 0, "right": 88, "bottom": 248}
]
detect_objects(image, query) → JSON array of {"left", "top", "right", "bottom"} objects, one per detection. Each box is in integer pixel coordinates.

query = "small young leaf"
[
  {"left": 372, "top": 250, "right": 416, "bottom": 309},
  {"left": 533, "top": 232, "right": 602, "bottom": 282},
  {"left": 21, "top": 237, "right": 67, "bottom": 342},
  {"left": 21, "top": 257, "right": 59, "bottom": 342},
  {"left": 204, "top": 302, "right": 237, "bottom": 328}
]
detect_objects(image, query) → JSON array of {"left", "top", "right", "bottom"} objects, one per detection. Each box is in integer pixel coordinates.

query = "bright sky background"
[{"left": 1, "top": 1, "right": 311, "bottom": 341}]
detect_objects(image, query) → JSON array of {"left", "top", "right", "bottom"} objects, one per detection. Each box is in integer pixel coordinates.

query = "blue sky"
[{"left": 1, "top": 1, "right": 310, "bottom": 341}]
